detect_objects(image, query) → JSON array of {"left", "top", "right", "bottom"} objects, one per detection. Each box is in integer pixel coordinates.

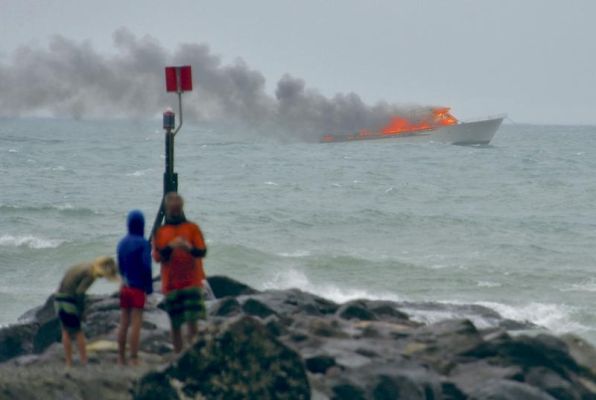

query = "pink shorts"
[{"left": 120, "top": 286, "right": 146, "bottom": 309}]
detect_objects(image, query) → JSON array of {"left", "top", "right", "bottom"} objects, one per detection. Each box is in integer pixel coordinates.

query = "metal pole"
[
  {"left": 174, "top": 92, "right": 183, "bottom": 135},
  {"left": 164, "top": 130, "right": 178, "bottom": 194},
  {"left": 151, "top": 125, "right": 179, "bottom": 239}
]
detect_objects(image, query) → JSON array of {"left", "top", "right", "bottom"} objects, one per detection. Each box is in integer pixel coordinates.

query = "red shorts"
[{"left": 120, "top": 286, "right": 146, "bottom": 309}]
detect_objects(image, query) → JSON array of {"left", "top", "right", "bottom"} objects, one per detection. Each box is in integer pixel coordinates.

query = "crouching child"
[{"left": 54, "top": 256, "right": 118, "bottom": 367}]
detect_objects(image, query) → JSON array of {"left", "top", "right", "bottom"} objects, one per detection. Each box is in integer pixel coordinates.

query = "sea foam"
[
  {"left": 475, "top": 301, "right": 587, "bottom": 334},
  {"left": 0, "top": 234, "right": 63, "bottom": 249},
  {"left": 261, "top": 268, "right": 401, "bottom": 304},
  {"left": 259, "top": 267, "right": 586, "bottom": 335}
]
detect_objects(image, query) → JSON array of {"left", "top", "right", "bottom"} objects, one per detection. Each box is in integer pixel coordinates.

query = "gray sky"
[{"left": 1, "top": 0, "right": 595, "bottom": 124}]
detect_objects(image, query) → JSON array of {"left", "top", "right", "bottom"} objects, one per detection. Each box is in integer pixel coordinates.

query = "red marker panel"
[{"left": 165, "top": 66, "right": 193, "bottom": 92}]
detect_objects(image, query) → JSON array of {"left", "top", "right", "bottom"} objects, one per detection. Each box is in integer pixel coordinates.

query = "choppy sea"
[{"left": 2, "top": 118, "right": 596, "bottom": 342}]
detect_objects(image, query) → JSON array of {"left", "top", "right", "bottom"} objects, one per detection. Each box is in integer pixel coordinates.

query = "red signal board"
[{"left": 165, "top": 66, "right": 193, "bottom": 92}]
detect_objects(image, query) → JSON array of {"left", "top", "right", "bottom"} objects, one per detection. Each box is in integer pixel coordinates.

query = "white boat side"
[{"left": 428, "top": 115, "right": 505, "bottom": 145}]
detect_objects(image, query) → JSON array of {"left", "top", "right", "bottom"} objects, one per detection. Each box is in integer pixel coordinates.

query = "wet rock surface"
[{"left": 0, "top": 275, "right": 595, "bottom": 399}]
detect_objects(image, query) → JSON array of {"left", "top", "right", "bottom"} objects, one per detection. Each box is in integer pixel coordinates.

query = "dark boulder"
[
  {"left": 408, "top": 319, "right": 483, "bottom": 374},
  {"left": 306, "top": 354, "right": 337, "bottom": 374},
  {"left": 206, "top": 275, "right": 259, "bottom": 298},
  {"left": 441, "top": 381, "right": 467, "bottom": 400},
  {"left": 209, "top": 297, "right": 242, "bottom": 317},
  {"left": 134, "top": 371, "right": 179, "bottom": 400},
  {"left": 241, "top": 298, "right": 277, "bottom": 318},
  {"left": 368, "top": 302, "right": 410, "bottom": 322},
  {"left": 448, "top": 360, "right": 522, "bottom": 395},
  {"left": 19, "top": 294, "right": 56, "bottom": 325},
  {"left": 332, "top": 382, "right": 367, "bottom": 400},
  {"left": 525, "top": 367, "right": 581, "bottom": 400},
  {"left": 16, "top": 294, "right": 62, "bottom": 356},
  {"left": 32, "top": 318, "right": 61, "bottom": 354},
  {"left": 369, "top": 368, "right": 442, "bottom": 400},
  {"left": 134, "top": 316, "right": 310, "bottom": 400},
  {"left": 83, "top": 310, "right": 120, "bottom": 338},
  {"left": 305, "top": 317, "right": 349, "bottom": 338},
  {"left": 560, "top": 334, "right": 596, "bottom": 376},
  {"left": 248, "top": 289, "right": 339, "bottom": 316},
  {"left": 371, "top": 373, "right": 438, "bottom": 400},
  {"left": 337, "top": 301, "right": 377, "bottom": 321},
  {"left": 468, "top": 379, "right": 556, "bottom": 400},
  {"left": 0, "top": 323, "right": 37, "bottom": 362},
  {"left": 264, "top": 315, "right": 288, "bottom": 337},
  {"left": 398, "top": 301, "right": 537, "bottom": 332},
  {"left": 465, "top": 334, "right": 584, "bottom": 378},
  {"left": 327, "top": 365, "right": 442, "bottom": 400}
]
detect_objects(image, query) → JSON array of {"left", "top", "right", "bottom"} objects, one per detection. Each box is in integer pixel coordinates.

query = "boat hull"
[
  {"left": 428, "top": 116, "right": 504, "bottom": 145},
  {"left": 322, "top": 116, "right": 504, "bottom": 145}
]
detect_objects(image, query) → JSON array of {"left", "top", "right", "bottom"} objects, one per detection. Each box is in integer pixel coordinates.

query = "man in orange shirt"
[{"left": 153, "top": 192, "right": 207, "bottom": 353}]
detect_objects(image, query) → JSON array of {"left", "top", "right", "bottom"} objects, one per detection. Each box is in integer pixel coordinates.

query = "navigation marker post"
[{"left": 151, "top": 65, "right": 193, "bottom": 239}]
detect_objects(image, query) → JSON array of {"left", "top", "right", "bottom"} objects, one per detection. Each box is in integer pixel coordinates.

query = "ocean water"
[{"left": 2, "top": 119, "right": 596, "bottom": 342}]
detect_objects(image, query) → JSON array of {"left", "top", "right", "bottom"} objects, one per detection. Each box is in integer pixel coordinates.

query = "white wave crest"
[
  {"left": 260, "top": 268, "right": 586, "bottom": 334},
  {"left": 53, "top": 203, "right": 74, "bottom": 210},
  {"left": 261, "top": 268, "right": 401, "bottom": 304},
  {"left": 259, "top": 267, "right": 586, "bottom": 335},
  {"left": 475, "top": 301, "right": 587, "bottom": 334},
  {"left": 277, "top": 250, "right": 311, "bottom": 258},
  {"left": 0, "top": 235, "right": 64, "bottom": 249},
  {"left": 477, "top": 280, "right": 502, "bottom": 288},
  {"left": 126, "top": 169, "right": 151, "bottom": 177},
  {"left": 561, "top": 278, "right": 596, "bottom": 293}
]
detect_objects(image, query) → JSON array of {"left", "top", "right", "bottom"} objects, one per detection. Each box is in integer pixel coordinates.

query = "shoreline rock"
[{"left": 1, "top": 275, "right": 595, "bottom": 399}]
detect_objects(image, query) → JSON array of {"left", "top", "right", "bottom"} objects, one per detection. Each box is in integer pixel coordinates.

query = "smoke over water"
[{"left": 0, "top": 28, "right": 434, "bottom": 140}]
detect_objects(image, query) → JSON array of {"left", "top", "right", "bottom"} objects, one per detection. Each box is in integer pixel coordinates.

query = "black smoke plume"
[{"left": 0, "top": 28, "right": 430, "bottom": 140}]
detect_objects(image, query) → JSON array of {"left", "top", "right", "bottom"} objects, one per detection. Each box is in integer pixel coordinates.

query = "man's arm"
[
  {"left": 152, "top": 228, "right": 174, "bottom": 262},
  {"left": 189, "top": 224, "right": 207, "bottom": 259}
]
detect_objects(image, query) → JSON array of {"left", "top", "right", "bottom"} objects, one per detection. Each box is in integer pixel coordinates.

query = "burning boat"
[{"left": 320, "top": 108, "right": 504, "bottom": 145}]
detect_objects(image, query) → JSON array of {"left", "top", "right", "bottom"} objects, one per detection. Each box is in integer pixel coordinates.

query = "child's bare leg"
[
  {"left": 117, "top": 308, "right": 131, "bottom": 365},
  {"left": 187, "top": 321, "right": 198, "bottom": 346},
  {"left": 75, "top": 331, "right": 88, "bottom": 365},
  {"left": 129, "top": 309, "right": 143, "bottom": 365},
  {"left": 171, "top": 326, "right": 183, "bottom": 353},
  {"left": 62, "top": 329, "right": 73, "bottom": 367}
]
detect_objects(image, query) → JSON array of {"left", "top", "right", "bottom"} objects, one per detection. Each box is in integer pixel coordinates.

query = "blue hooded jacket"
[{"left": 117, "top": 210, "right": 153, "bottom": 294}]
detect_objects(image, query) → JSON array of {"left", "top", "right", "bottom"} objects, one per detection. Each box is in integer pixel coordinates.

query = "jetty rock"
[{"left": 1, "top": 275, "right": 595, "bottom": 399}]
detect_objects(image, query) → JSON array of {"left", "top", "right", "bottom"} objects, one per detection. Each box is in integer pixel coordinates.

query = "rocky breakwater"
[{"left": 1, "top": 276, "right": 596, "bottom": 399}]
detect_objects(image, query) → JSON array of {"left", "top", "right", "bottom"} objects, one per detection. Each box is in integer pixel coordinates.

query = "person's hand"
[
  {"left": 169, "top": 237, "right": 191, "bottom": 250},
  {"left": 168, "top": 237, "right": 183, "bottom": 248}
]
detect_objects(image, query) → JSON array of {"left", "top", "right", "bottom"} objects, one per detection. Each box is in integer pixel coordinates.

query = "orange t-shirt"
[{"left": 153, "top": 221, "right": 206, "bottom": 294}]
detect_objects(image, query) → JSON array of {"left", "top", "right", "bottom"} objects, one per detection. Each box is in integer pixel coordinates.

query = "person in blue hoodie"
[{"left": 116, "top": 210, "right": 153, "bottom": 366}]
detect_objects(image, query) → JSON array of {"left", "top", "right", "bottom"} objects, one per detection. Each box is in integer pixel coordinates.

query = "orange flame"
[
  {"left": 381, "top": 108, "right": 458, "bottom": 136},
  {"left": 321, "top": 108, "right": 458, "bottom": 142}
]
